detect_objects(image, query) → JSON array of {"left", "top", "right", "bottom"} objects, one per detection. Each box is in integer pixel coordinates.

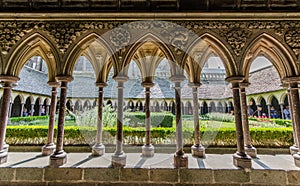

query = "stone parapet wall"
[{"left": 0, "top": 167, "right": 299, "bottom": 186}]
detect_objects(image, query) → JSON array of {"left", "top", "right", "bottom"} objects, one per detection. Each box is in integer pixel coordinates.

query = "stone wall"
[{"left": 0, "top": 167, "right": 299, "bottom": 185}]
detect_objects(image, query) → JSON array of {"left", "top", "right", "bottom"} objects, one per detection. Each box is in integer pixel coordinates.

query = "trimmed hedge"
[
  {"left": 5, "top": 125, "right": 293, "bottom": 147},
  {"left": 124, "top": 112, "right": 173, "bottom": 127},
  {"left": 10, "top": 116, "right": 49, "bottom": 123}
]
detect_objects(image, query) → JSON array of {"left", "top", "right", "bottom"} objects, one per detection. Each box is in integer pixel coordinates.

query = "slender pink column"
[
  {"left": 0, "top": 76, "right": 19, "bottom": 164},
  {"left": 189, "top": 83, "right": 205, "bottom": 158},
  {"left": 42, "top": 82, "right": 59, "bottom": 156},
  {"left": 240, "top": 82, "right": 256, "bottom": 158},
  {"left": 111, "top": 75, "right": 128, "bottom": 168},
  {"left": 92, "top": 82, "right": 107, "bottom": 156},
  {"left": 170, "top": 75, "right": 188, "bottom": 168},
  {"left": 50, "top": 76, "right": 73, "bottom": 167},
  {"left": 142, "top": 82, "right": 154, "bottom": 157}
]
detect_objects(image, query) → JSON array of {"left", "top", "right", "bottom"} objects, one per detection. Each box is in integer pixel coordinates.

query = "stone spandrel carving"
[
  {"left": 109, "top": 27, "right": 131, "bottom": 51},
  {"left": 285, "top": 30, "right": 300, "bottom": 57}
]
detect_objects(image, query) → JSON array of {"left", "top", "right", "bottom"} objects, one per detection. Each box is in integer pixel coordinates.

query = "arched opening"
[
  {"left": 258, "top": 97, "right": 268, "bottom": 118},
  {"left": 202, "top": 101, "right": 208, "bottom": 115},
  {"left": 66, "top": 100, "right": 72, "bottom": 112},
  {"left": 186, "top": 102, "right": 193, "bottom": 115},
  {"left": 210, "top": 102, "right": 216, "bottom": 113},
  {"left": 170, "top": 101, "right": 175, "bottom": 115},
  {"left": 74, "top": 100, "right": 82, "bottom": 113},
  {"left": 270, "top": 96, "right": 280, "bottom": 119},
  {"left": 11, "top": 95, "right": 22, "bottom": 117},
  {"left": 106, "top": 100, "right": 113, "bottom": 108},
  {"left": 161, "top": 101, "right": 168, "bottom": 111},
  {"left": 217, "top": 102, "right": 223, "bottom": 113},
  {"left": 24, "top": 97, "right": 32, "bottom": 116},
  {"left": 34, "top": 98, "right": 41, "bottom": 116},
  {"left": 248, "top": 98, "right": 257, "bottom": 117}
]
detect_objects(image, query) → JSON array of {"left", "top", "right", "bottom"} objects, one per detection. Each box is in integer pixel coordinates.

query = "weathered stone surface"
[
  {"left": 0, "top": 168, "right": 15, "bottom": 181},
  {"left": 287, "top": 170, "right": 300, "bottom": 185},
  {"left": 84, "top": 168, "right": 119, "bottom": 181},
  {"left": 179, "top": 169, "right": 213, "bottom": 184},
  {"left": 150, "top": 168, "right": 178, "bottom": 183},
  {"left": 250, "top": 170, "right": 287, "bottom": 185},
  {"left": 120, "top": 168, "right": 149, "bottom": 182},
  {"left": 214, "top": 169, "right": 250, "bottom": 184},
  {"left": 47, "top": 182, "right": 96, "bottom": 186},
  {"left": 15, "top": 168, "right": 43, "bottom": 181},
  {"left": 44, "top": 168, "right": 82, "bottom": 181}
]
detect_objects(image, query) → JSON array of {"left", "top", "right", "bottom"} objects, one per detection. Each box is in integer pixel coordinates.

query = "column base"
[
  {"left": 92, "top": 143, "right": 105, "bottom": 156},
  {"left": 111, "top": 153, "right": 127, "bottom": 168},
  {"left": 49, "top": 151, "right": 67, "bottom": 167},
  {"left": 293, "top": 153, "right": 300, "bottom": 167},
  {"left": 142, "top": 144, "right": 154, "bottom": 157},
  {"left": 233, "top": 153, "right": 252, "bottom": 169},
  {"left": 191, "top": 145, "right": 206, "bottom": 158},
  {"left": 290, "top": 145, "right": 299, "bottom": 155},
  {"left": 245, "top": 146, "right": 257, "bottom": 158},
  {"left": 41, "top": 144, "right": 56, "bottom": 156},
  {"left": 174, "top": 153, "right": 188, "bottom": 168},
  {"left": 0, "top": 150, "right": 8, "bottom": 164},
  {"left": 3, "top": 143, "right": 9, "bottom": 152}
]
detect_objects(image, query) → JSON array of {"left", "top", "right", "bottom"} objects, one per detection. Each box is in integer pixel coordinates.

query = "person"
[
  {"left": 270, "top": 106, "right": 278, "bottom": 119},
  {"left": 23, "top": 108, "right": 28, "bottom": 117},
  {"left": 41, "top": 106, "right": 45, "bottom": 116},
  {"left": 283, "top": 106, "right": 291, "bottom": 120}
]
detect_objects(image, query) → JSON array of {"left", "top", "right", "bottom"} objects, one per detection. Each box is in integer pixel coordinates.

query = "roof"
[{"left": 0, "top": 0, "right": 298, "bottom": 12}]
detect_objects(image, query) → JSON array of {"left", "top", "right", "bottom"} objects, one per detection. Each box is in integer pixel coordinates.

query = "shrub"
[
  {"left": 124, "top": 112, "right": 173, "bottom": 127},
  {"left": 207, "top": 112, "right": 235, "bottom": 122},
  {"left": 10, "top": 116, "right": 49, "bottom": 126}
]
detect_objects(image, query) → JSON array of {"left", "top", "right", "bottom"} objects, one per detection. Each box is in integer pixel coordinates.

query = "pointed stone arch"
[
  {"left": 123, "top": 33, "right": 177, "bottom": 77},
  {"left": 64, "top": 32, "right": 116, "bottom": 83},
  {"left": 183, "top": 32, "right": 237, "bottom": 84},
  {"left": 5, "top": 32, "right": 59, "bottom": 82},
  {"left": 242, "top": 33, "right": 298, "bottom": 82}
]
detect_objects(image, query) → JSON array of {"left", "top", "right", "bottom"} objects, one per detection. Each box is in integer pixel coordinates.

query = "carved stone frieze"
[
  {"left": 109, "top": 27, "right": 131, "bottom": 50},
  {"left": 285, "top": 30, "right": 300, "bottom": 57}
]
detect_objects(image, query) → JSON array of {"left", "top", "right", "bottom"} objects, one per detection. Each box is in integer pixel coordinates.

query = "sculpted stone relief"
[{"left": 0, "top": 20, "right": 299, "bottom": 62}]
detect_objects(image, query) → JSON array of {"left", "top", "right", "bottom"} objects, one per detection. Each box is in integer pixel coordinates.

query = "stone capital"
[
  {"left": 47, "top": 81, "right": 60, "bottom": 88},
  {"left": 239, "top": 82, "right": 250, "bottom": 88},
  {"left": 55, "top": 75, "right": 74, "bottom": 82},
  {"left": 113, "top": 75, "right": 129, "bottom": 82},
  {"left": 281, "top": 76, "right": 300, "bottom": 84},
  {"left": 188, "top": 82, "right": 201, "bottom": 88},
  {"left": 95, "top": 82, "right": 108, "bottom": 88},
  {"left": 0, "top": 75, "right": 20, "bottom": 83},
  {"left": 225, "top": 76, "right": 245, "bottom": 83},
  {"left": 169, "top": 75, "right": 185, "bottom": 83},
  {"left": 141, "top": 82, "right": 154, "bottom": 88}
]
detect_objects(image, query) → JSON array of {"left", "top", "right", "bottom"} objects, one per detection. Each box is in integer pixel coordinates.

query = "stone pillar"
[
  {"left": 42, "top": 82, "right": 59, "bottom": 156},
  {"left": 287, "top": 82, "right": 300, "bottom": 167},
  {"left": 92, "top": 82, "right": 107, "bottom": 156},
  {"left": 142, "top": 82, "right": 154, "bottom": 157},
  {"left": 20, "top": 103, "right": 24, "bottom": 117},
  {"left": 190, "top": 83, "right": 205, "bottom": 158},
  {"left": 0, "top": 76, "right": 19, "bottom": 164},
  {"left": 50, "top": 76, "right": 73, "bottom": 167},
  {"left": 286, "top": 86, "right": 299, "bottom": 155},
  {"left": 229, "top": 79, "right": 251, "bottom": 169},
  {"left": 111, "top": 75, "right": 128, "bottom": 168},
  {"left": 30, "top": 104, "right": 34, "bottom": 116},
  {"left": 45, "top": 105, "right": 50, "bottom": 116},
  {"left": 240, "top": 82, "right": 257, "bottom": 158},
  {"left": 267, "top": 104, "right": 271, "bottom": 118},
  {"left": 38, "top": 104, "right": 43, "bottom": 116},
  {"left": 170, "top": 75, "right": 188, "bottom": 168},
  {"left": 280, "top": 104, "right": 284, "bottom": 119}
]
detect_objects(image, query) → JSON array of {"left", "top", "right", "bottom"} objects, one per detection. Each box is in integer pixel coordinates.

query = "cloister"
[{"left": 1, "top": 2, "right": 300, "bottom": 177}]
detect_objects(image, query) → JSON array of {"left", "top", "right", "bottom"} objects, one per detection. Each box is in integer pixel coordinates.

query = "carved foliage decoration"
[
  {"left": 109, "top": 27, "right": 131, "bottom": 50},
  {"left": 285, "top": 30, "right": 300, "bottom": 57}
]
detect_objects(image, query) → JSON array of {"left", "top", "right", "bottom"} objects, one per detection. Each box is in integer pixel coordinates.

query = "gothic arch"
[
  {"left": 280, "top": 93, "right": 288, "bottom": 104},
  {"left": 123, "top": 33, "right": 177, "bottom": 76},
  {"left": 242, "top": 33, "right": 298, "bottom": 82},
  {"left": 64, "top": 32, "right": 116, "bottom": 82},
  {"left": 183, "top": 32, "right": 237, "bottom": 82},
  {"left": 5, "top": 32, "right": 58, "bottom": 82}
]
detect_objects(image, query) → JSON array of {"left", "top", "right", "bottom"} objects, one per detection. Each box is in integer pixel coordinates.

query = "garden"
[{"left": 6, "top": 105, "right": 294, "bottom": 148}]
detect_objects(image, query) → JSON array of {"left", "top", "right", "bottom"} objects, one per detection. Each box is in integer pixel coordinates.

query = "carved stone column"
[
  {"left": 280, "top": 104, "right": 284, "bottom": 119},
  {"left": 142, "top": 82, "right": 155, "bottom": 157},
  {"left": 46, "top": 105, "right": 50, "bottom": 115},
  {"left": 50, "top": 76, "right": 73, "bottom": 167},
  {"left": 228, "top": 77, "right": 251, "bottom": 169},
  {"left": 287, "top": 86, "right": 299, "bottom": 154},
  {"left": 42, "top": 82, "right": 59, "bottom": 156},
  {"left": 0, "top": 76, "right": 19, "bottom": 164},
  {"left": 189, "top": 83, "right": 205, "bottom": 158},
  {"left": 170, "top": 75, "right": 188, "bottom": 168},
  {"left": 287, "top": 82, "right": 300, "bottom": 167},
  {"left": 20, "top": 103, "right": 24, "bottom": 117},
  {"left": 30, "top": 104, "right": 34, "bottom": 116},
  {"left": 267, "top": 104, "right": 271, "bottom": 118},
  {"left": 240, "top": 82, "right": 256, "bottom": 158},
  {"left": 92, "top": 82, "right": 107, "bottom": 156},
  {"left": 111, "top": 75, "right": 128, "bottom": 168}
]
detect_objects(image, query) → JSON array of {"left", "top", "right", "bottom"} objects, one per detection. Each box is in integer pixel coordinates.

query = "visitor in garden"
[
  {"left": 283, "top": 106, "right": 291, "bottom": 120},
  {"left": 270, "top": 106, "right": 279, "bottom": 118},
  {"left": 23, "top": 108, "right": 28, "bottom": 117}
]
